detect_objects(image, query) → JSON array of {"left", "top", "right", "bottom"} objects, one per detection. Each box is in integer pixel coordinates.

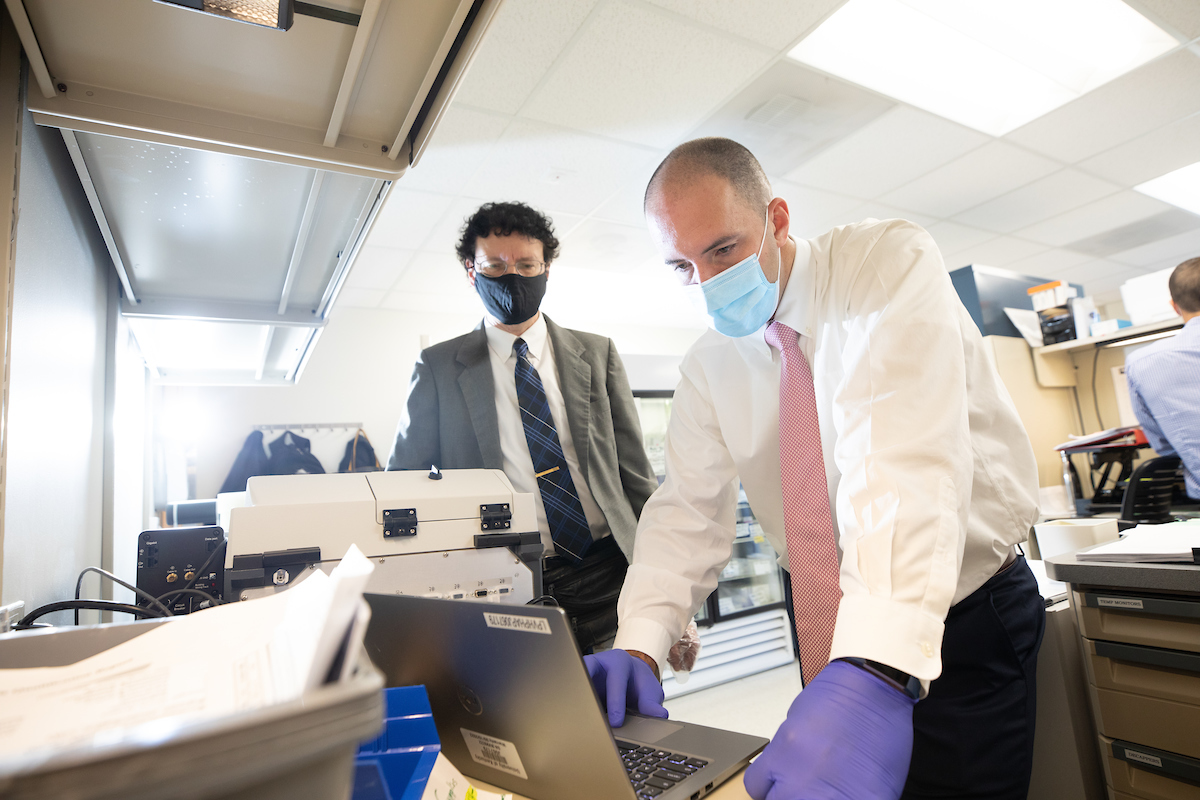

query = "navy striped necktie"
[{"left": 513, "top": 337, "right": 592, "bottom": 562}]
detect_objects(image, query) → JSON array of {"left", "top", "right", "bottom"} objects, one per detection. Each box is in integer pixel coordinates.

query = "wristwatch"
[{"left": 841, "top": 657, "right": 922, "bottom": 700}]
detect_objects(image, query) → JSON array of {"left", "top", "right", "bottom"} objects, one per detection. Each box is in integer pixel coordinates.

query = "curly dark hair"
[{"left": 455, "top": 201, "right": 560, "bottom": 271}]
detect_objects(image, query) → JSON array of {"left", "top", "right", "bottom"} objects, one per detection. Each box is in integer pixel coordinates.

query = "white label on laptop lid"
[
  {"left": 483, "top": 611, "right": 552, "bottom": 634},
  {"left": 461, "top": 728, "right": 528, "bottom": 779}
]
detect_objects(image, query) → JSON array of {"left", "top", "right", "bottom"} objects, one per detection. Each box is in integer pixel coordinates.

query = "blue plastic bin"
[{"left": 353, "top": 685, "right": 441, "bottom": 800}]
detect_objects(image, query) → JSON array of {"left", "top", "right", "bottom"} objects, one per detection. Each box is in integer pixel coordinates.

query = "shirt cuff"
[
  {"left": 613, "top": 617, "right": 678, "bottom": 671},
  {"left": 828, "top": 592, "right": 946, "bottom": 686}
]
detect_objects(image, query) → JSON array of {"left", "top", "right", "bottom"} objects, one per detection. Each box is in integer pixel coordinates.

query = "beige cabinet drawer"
[
  {"left": 1093, "top": 687, "right": 1200, "bottom": 759},
  {"left": 1086, "top": 640, "right": 1200, "bottom": 705},
  {"left": 1076, "top": 590, "right": 1200, "bottom": 654},
  {"left": 1100, "top": 735, "right": 1200, "bottom": 800}
]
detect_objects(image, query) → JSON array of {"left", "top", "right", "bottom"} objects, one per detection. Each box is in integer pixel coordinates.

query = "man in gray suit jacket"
[{"left": 387, "top": 201, "right": 659, "bottom": 652}]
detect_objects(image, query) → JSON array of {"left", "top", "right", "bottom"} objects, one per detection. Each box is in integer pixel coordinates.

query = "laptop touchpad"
[{"left": 618, "top": 715, "right": 685, "bottom": 743}]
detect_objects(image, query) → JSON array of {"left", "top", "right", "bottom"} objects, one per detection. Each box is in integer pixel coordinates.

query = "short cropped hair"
[
  {"left": 1170, "top": 256, "right": 1200, "bottom": 313},
  {"left": 455, "top": 201, "right": 560, "bottom": 270},
  {"left": 644, "top": 137, "right": 772, "bottom": 212}
]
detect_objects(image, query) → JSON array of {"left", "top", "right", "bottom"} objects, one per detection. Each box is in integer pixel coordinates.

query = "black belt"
[{"left": 543, "top": 533, "right": 620, "bottom": 571}]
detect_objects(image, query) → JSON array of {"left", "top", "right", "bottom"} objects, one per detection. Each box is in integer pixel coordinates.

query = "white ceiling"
[{"left": 342, "top": 0, "right": 1200, "bottom": 333}]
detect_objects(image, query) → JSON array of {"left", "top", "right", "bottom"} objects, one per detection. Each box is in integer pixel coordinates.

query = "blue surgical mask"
[{"left": 697, "top": 211, "right": 776, "bottom": 338}]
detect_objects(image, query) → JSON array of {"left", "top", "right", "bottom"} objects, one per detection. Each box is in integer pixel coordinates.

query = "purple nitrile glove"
[
  {"left": 583, "top": 649, "right": 669, "bottom": 727},
  {"left": 743, "top": 659, "right": 917, "bottom": 800}
]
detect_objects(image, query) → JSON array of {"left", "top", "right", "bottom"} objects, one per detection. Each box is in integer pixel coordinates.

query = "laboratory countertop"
[
  {"left": 471, "top": 768, "right": 753, "bottom": 799},
  {"left": 1045, "top": 548, "right": 1200, "bottom": 592}
]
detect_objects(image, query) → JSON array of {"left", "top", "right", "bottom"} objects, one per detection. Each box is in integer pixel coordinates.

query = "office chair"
[{"left": 1118, "top": 455, "right": 1184, "bottom": 527}]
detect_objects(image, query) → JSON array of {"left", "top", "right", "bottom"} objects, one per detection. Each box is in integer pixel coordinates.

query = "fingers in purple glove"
[
  {"left": 582, "top": 650, "right": 668, "bottom": 728},
  {"left": 743, "top": 660, "right": 915, "bottom": 800}
]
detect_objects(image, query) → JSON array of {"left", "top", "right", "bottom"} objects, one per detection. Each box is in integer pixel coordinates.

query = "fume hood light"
[
  {"left": 1135, "top": 161, "right": 1200, "bottom": 217},
  {"left": 156, "top": 0, "right": 294, "bottom": 31}
]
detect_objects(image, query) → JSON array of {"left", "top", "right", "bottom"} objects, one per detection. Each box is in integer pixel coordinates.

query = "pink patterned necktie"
[{"left": 765, "top": 320, "right": 842, "bottom": 684}]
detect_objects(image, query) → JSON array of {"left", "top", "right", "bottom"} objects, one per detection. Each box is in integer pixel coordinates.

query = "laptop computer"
[{"left": 364, "top": 594, "right": 769, "bottom": 800}]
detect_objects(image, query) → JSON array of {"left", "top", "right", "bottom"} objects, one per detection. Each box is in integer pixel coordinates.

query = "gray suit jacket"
[{"left": 386, "top": 316, "right": 659, "bottom": 562}]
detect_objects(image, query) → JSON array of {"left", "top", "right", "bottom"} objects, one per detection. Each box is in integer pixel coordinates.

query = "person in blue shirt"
[{"left": 1126, "top": 256, "right": 1200, "bottom": 500}]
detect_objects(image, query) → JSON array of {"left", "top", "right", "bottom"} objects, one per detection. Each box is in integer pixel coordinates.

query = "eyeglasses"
[{"left": 473, "top": 259, "right": 546, "bottom": 278}]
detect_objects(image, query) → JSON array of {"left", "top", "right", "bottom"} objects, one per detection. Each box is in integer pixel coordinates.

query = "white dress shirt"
[
  {"left": 484, "top": 314, "right": 612, "bottom": 555},
  {"left": 614, "top": 219, "right": 1039, "bottom": 682}
]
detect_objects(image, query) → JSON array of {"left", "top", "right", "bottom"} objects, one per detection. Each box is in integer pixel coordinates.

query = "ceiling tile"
[
  {"left": 879, "top": 141, "right": 1060, "bottom": 218},
  {"left": 774, "top": 179, "right": 865, "bottom": 240},
  {"left": 401, "top": 106, "right": 510, "bottom": 196},
  {"left": 643, "top": 0, "right": 845, "bottom": 51},
  {"left": 1055, "top": 259, "right": 1138, "bottom": 295},
  {"left": 1064, "top": 208, "right": 1200, "bottom": 257},
  {"left": 394, "top": 251, "right": 473, "bottom": 295},
  {"left": 1006, "top": 49, "right": 1200, "bottom": 164},
  {"left": 590, "top": 160, "right": 667, "bottom": 227},
  {"left": 334, "top": 288, "right": 386, "bottom": 308},
  {"left": 1109, "top": 226, "right": 1200, "bottom": 270},
  {"left": 560, "top": 218, "right": 661, "bottom": 273},
  {"left": 1077, "top": 110, "right": 1200, "bottom": 187},
  {"left": 784, "top": 105, "right": 990, "bottom": 199},
  {"left": 842, "top": 201, "right": 936, "bottom": 228},
  {"left": 521, "top": 1, "right": 773, "bottom": 148},
  {"left": 952, "top": 236, "right": 1047, "bottom": 268},
  {"left": 1128, "top": 0, "right": 1200, "bottom": 39},
  {"left": 345, "top": 245, "right": 414, "bottom": 291},
  {"left": 452, "top": 0, "right": 600, "bottom": 115},
  {"left": 368, "top": 188, "right": 457, "bottom": 251},
  {"left": 923, "top": 221, "right": 996, "bottom": 257},
  {"left": 1001, "top": 248, "right": 1094, "bottom": 280},
  {"left": 462, "top": 118, "right": 659, "bottom": 216},
  {"left": 1015, "top": 191, "right": 1175, "bottom": 247},
  {"left": 382, "top": 288, "right": 484, "bottom": 316},
  {"left": 954, "top": 169, "right": 1120, "bottom": 234},
  {"left": 688, "top": 59, "right": 894, "bottom": 180}
]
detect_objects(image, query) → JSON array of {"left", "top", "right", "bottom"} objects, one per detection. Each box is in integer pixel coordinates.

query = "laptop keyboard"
[{"left": 616, "top": 740, "right": 709, "bottom": 798}]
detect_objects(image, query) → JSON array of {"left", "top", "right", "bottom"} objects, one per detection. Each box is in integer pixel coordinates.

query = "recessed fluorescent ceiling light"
[
  {"left": 156, "top": 0, "right": 294, "bottom": 30},
  {"left": 787, "top": 0, "right": 1176, "bottom": 136},
  {"left": 1135, "top": 161, "right": 1200, "bottom": 216}
]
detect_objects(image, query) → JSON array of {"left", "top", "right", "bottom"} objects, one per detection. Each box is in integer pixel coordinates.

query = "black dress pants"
[
  {"left": 541, "top": 535, "right": 629, "bottom": 654},
  {"left": 901, "top": 556, "right": 1046, "bottom": 800}
]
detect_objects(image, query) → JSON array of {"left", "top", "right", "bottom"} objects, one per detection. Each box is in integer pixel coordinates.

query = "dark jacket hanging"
[
  {"left": 219, "top": 430, "right": 270, "bottom": 493},
  {"left": 267, "top": 431, "right": 326, "bottom": 476}
]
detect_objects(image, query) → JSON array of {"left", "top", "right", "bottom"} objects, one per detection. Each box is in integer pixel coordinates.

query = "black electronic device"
[{"left": 137, "top": 526, "right": 225, "bottom": 614}]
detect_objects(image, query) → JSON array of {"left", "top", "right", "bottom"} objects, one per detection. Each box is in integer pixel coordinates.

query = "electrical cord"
[
  {"left": 17, "top": 600, "right": 160, "bottom": 630},
  {"left": 1091, "top": 346, "right": 1104, "bottom": 431},
  {"left": 75, "top": 566, "right": 173, "bottom": 625},
  {"left": 526, "top": 595, "right": 559, "bottom": 607},
  {"left": 155, "top": 588, "right": 221, "bottom": 609}
]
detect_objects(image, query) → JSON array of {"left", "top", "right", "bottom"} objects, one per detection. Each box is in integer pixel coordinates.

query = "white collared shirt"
[
  {"left": 614, "top": 219, "right": 1039, "bottom": 682},
  {"left": 484, "top": 314, "right": 612, "bottom": 555}
]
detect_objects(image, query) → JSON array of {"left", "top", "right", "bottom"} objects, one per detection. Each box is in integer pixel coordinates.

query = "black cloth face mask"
[{"left": 474, "top": 271, "right": 548, "bottom": 325}]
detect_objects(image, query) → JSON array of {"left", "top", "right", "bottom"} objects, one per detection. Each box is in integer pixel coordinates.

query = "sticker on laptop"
[
  {"left": 483, "top": 612, "right": 551, "bottom": 634},
  {"left": 461, "top": 729, "right": 528, "bottom": 779}
]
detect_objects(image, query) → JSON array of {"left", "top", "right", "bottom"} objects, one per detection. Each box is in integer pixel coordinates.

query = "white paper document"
[
  {"left": 1026, "top": 560, "right": 1067, "bottom": 602},
  {"left": 1076, "top": 520, "right": 1200, "bottom": 563},
  {"left": 0, "top": 545, "right": 374, "bottom": 772},
  {"left": 421, "top": 753, "right": 513, "bottom": 800}
]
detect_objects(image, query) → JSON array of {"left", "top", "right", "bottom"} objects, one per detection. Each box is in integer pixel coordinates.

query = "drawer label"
[
  {"left": 1124, "top": 749, "right": 1163, "bottom": 769},
  {"left": 484, "top": 612, "right": 551, "bottom": 634},
  {"left": 1097, "top": 597, "right": 1144, "bottom": 610}
]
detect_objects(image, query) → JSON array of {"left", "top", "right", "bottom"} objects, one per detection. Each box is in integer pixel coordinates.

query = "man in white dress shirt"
[{"left": 584, "top": 139, "right": 1044, "bottom": 800}]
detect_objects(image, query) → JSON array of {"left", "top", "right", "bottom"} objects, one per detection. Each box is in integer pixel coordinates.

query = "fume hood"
[{"left": 5, "top": 0, "right": 502, "bottom": 383}]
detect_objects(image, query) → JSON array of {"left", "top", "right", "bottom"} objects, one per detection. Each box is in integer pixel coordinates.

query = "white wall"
[
  {"left": 176, "top": 306, "right": 702, "bottom": 501},
  {"left": 1, "top": 110, "right": 112, "bottom": 622}
]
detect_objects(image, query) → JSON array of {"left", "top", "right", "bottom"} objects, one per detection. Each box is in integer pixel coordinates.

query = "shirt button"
[{"left": 920, "top": 641, "right": 934, "bottom": 658}]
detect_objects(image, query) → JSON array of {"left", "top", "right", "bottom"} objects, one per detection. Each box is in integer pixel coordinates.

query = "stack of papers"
[
  {"left": 0, "top": 545, "right": 374, "bottom": 769},
  {"left": 1076, "top": 520, "right": 1200, "bottom": 563}
]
